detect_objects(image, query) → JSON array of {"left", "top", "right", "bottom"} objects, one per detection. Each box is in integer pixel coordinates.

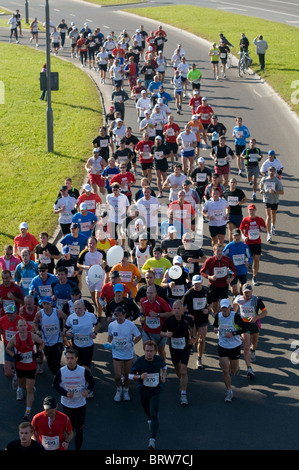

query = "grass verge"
[
  {"left": 0, "top": 43, "right": 102, "bottom": 248},
  {"left": 83, "top": 0, "right": 144, "bottom": 5},
  {"left": 125, "top": 5, "right": 299, "bottom": 115}
]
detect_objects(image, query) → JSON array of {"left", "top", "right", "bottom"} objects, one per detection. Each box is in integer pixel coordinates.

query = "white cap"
[
  {"left": 19, "top": 222, "right": 28, "bottom": 230},
  {"left": 198, "top": 157, "right": 205, "bottom": 163},
  {"left": 192, "top": 275, "right": 202, "bottom": 284},
  {"left": 83, "top": 184, "right": 92, "bottom": 192},
  {"left": 192, "top": 114, "right": 198, "bottom": 119},
  {"left": 220, "top": 298, "right": 231, "bottom": 308},
  {"left": 202, "top": 97, "right": 207, "bottom": 101},
  {"left": 173, "top": 255, "right": 183, "bottom": 264},
  {"left": 168, "top": 226, "right": 177, "bottom": 233},
  {"left": 80, "top": 202, "right": 88, "bottom": 211},
  {"left": 135, "top": 218, "right": 144, "bottom": 226}
]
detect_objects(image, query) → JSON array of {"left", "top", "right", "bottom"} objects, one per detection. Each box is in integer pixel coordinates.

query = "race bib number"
[
  {"left": 232, "top": 254, "right": 245, "bottom": 266},
  {"left": 193, "top": 298, "right": 206, "bottom": 310},
  {"left": 248, "top": 229, "right": 260, "bottom": 240},
  {"left": 214, "top": 266, "right": 227, "bottom": 278},
  {"left": 171, "top": 285, "right": 185, "bottom": 297},
  {"left": 171, "top": 337, "right": 186, "bottom": 349},
  {"left": 143, "top": 373, "right": 160, "bottom": 387},
  {"left": 145, "top": 316, "right": 160, "bottom": 329}
]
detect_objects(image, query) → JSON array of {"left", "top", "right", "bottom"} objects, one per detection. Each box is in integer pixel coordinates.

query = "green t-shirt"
[{"left": 210, "top": 47, "right": 219, "bottom": 62}]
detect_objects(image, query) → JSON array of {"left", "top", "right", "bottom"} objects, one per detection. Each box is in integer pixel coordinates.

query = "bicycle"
[{"left": 238, "top": 51, "right": 252, "bottom": 77}]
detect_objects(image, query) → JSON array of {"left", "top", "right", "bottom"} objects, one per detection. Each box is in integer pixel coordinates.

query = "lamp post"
[
  {"left": 25, "top": 0, "right": 29, "bottom": 24},
  {"left": 45, "top": 0, "right": 54, "bottom": 152}
]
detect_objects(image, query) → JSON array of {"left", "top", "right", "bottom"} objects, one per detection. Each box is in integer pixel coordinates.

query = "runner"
[
  {"left": 239, "top": 204, "right": 267, "bottom": 286},
  {"left": 209, "top": 42, "right": 220, "bottom": 80},
  {"left": 129, "top": 340, "right": 167, "bottom": 450},
  {"left": 53, "top": 186, "right": 77, "bottom": 235},
  {"left": 223, "top": 228, "right": 252, "bottom": 296},
  {"left": 223, "top": 177, "right": 247, "bottom": 242},
  {"left": 182, "top": 274, "right": 211, "bottom": 369},
  {"left": 31, "top": 396, "right": 73, "bottom": 450},
  {"left": 52, "top": 347, "right": 95, "bottom": 450},
  {"left": 210, "top": 136, "right": 235, "bottom": 189},
  {"left": 260, "top": 166, "right": 284, "bottom": 242},
  {"left": 111, "top": 251, "right": 141, "bottom": 299},
  {"left": 200, "top": 243, "right": 237, "bottom": 315},
  {"left": 14, "top": 222, "right": 39, "bottom": 261},
  {"left": 141, "top": 246, "right": 172, "bottom": 286},
  {"left": 213, "top": 298, "right": 247, "bottom": 402},
  {"left": 5, "top": 422, "right": 45, "bottom": 451},
  {"left": 196, "top": 97, "right": 214, "bottom": 147},
  {"left": 232, "top": 117, "right": 250, "bottom": 177},
  {"left": 6, "top": 318, "right": 44, "bottom": 421},
  {"left": 241, "top": 138, "right": 263, "bottom": 201},
  {"left": 34, "top": 232, "right": 61, "bottom": 274},
  {"left": 160, "top": 300, "right": 195, "bottom": 406},
  {"left": 177, "top": 232, "right": 206, "bottom": 276},
  {"left": 233, "top": 283, "right": 268, "bottom": 369},
  {"left": 14, "top": 249, "right": 39, "bottom": 297},
  {"left": 107, "top": 307, "right": 142, "bottom": 402},
  {"left": 177, "top": 124, "right": 197, "bottom": 175},
  {"left": 139, "top": 285, "right": 172, "bottom": 360},
  {"left": 190, "top": 157, "right": 212, "bottom": 200},
  {"left": 202, "top": 187, "right": 230, "bottom": 246}
]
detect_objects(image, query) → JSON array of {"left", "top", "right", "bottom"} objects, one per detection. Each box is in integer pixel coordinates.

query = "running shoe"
[
  {"left": 224, "top": 389, "right": 233, "bottom": 402},
  {"left": 252, "top": 193, "right": 256, "bottom": 201},
  {"left": 123, "top": 388, "right": 130, "bottom": 401},
  {"left": 114, "top": 388, "right": 122, "bottom": 402},
  {"left": 267, "top": 233, "right": 272, "bottom": 243},
  {"left": 180, "top": 394, "right": 188, "bottom": 406},
  {"left": 271, "top": 225, "right": 276, "bottom": 235},
  {"left": 148, "top": 438, "right": 156, "bottom": 450},
  {"left": 238, "top": 170, "right": 243, "bottom": 176},
  {"left": 197, "top": 357, "right": 203, "bottom": 369},
  {"left": 247, "top": 366, "right": 255, "bottom": 378},
  {"left": 17, "top": 388, "right": 24, "bottom": 401},
  {"left": 252, "top": 277, "right": 259, "bottom": 286}
]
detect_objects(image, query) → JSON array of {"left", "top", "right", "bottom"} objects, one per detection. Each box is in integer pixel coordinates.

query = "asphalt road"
[{"left": 1, "top": 0, "right": 299, "bottom": 454}]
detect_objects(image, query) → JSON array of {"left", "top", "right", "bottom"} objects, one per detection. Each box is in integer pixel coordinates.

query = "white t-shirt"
[
  {"left": 108, "top": 319, "right": 140, "bottom": 360},
  {"left": 106, "top": 193, "right": 129, "bottom": 223},
  {"left": 137, "top": 196, "right": 160, "bottom": 228},
  {"left": 54, "top": 196, "right": 77, "bottom": 224},
  {"left": 167, "top": 173, "right": 186, "bottom": 201},
  {"left": 66, "top": 311, "right": 97, "bottom": 348},
  {"left": 203, "top": 198, "right": 229, "bottom": 226}
]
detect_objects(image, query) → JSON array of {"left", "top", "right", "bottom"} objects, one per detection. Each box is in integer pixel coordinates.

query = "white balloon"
[
  {"left": 169, "top": 265, "right": 182, "bottom": 280},
  {"left": 107, "top": 245, "right": 124, "bottom": 267},
  {"left": 88, "top": 265, "right": 104, "bottom": 284}
]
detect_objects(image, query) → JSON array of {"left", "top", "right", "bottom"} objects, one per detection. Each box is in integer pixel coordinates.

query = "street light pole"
[
  {"left": 45, "top": 0, "right": 54, "bottom": 152},
  {"left": 25, "top": 0, "right": 29, "bottom": 24}
]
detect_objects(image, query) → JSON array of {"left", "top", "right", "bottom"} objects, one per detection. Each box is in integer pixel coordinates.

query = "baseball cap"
[
  {"left": 220, "top": 298, "right": 230, "bottom": 308},
  {"left": 135, "top": 218, "right": 144, "bottom": 226},
  {"left": 110, "top": 270, "right": 119, "bottom": 279},
  {"left": 198, "top": 157, "right": 205, "bottom": 163},
  {"left": 93, "top": 148, "right": 100, "bottom": 153},
  {"left": 183, "top": 180, "right": 191, "bottom": 185},
  {"left": 202, "top": 97, "right": 207, "bottom": 101},
  {"left": 70, "top": 223, "right": 79, "bottom": 229},
  {"left": 155, "top": 135, "right": 162, "bottom": 140},
  {"left": 116, "top": 118, "right": 123, "bottom": 122},
  {"left": 192, "top": 114, "right": 198, "bottom": 119},
  {"left": 80, "top": 202, "right": 88, "bottom": 211},
  {"left": 193, "top": 90, "right": 199, "bottom": 94},
  {"left": 83, "top": 183, "right": 92, "bottom": 192},
  {"left": 242, "top": 283, "right": 252, "bottom": 292},
  {"left": 113, "top": 283, "right": 124, "bottom": 293},
  {"left": 248, "top": 204, "right": 256, "bottom": 210},
  {"left": 139, "top": 233, "right": 148, "bottom": 240},
  {"left": 19, "top": 222, "right": 28, "bottom": 230},
  {"left": 4, "top": 304, "right": 17, "bottom": 314},
  {"left": 42, "top": 296, "right": 53, "bottom": 304},
  {"left": 192, "top": 275, "right": 202, "bottom": 284},
  {"left": 141, "top": 89, "right": 147, "bottom": 94},
  {"left": 173, "top": 255, "right": 183, "bottom": 264},
  {"left": 268, "top": 150, "right": 275, "bottom": 156},
  {"left": 62, "top": 246, "right": 70, "bottom": 255},
  {"left": 43, "top": 396, "right": 57, "bottom": 409},
  {"left": 232, "top": 228, "right": 241, "bottom": 236},
  {"left": 168, "top": 226, "right": 177, "bottom": 233},
  {"left": 153, "top": 246, "right": 162, "bottom": 253}
]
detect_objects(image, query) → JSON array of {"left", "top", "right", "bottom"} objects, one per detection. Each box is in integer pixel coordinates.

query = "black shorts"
[
  {"left": 166, "top": 142, "right": 178, "bottom": 154},
  {"left": 209, "top": 285, "right": 228, "bottom": 302},
  {"left": 16, "top": 368, "right": 37, "bottom": 380},
  {"left": 248, "top": 243, "right": 262, "bottom": 256},
  {"left": 141, "top": 162, "right": 153, "bottom": 171},
  {"left": 100, "top": 64, "right": 107, "bottom": 71},
  {"left": 218, "top": 344, "right": 241, "bottom": 359},
  {"left": 202, "top": 123, "right": 210, "bottom": 130},
  {"left": 73, "top": 343, "right": 94, "bottom": 368},
  {"left": 170, "top": 347, "right": 191, "bottom": 366},
  {"left": 53, "top": 42, "right": 59, "bottom": 48},
  {"left": 192, "top": 82, "right": 201, "bottom": 90},
  {"left": 235, "top": 144, "right": 245, "bottom": 156},
  {"left": 243, "top": 321, "right": 259, "bottom": 334},
  {"left": 230, "top": 274, "right": 247, "bottom": 286},
  {"left": 265, "top": 203, "right": 278, "bottom": 211},
  {"left": 155, "top": 160, "right": 168, "bottom": 173},
  {"left": 209, "top": 224, "right": 227, "bottom": 238}
]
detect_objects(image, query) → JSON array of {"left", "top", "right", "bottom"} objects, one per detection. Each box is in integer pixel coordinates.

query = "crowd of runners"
[{"left": 2, "top": 13, "right": 285, "bottom": 451}]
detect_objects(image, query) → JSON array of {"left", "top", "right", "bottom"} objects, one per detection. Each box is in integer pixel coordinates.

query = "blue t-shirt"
[
  {"left": 15, "top": 261, "right": 39, "bottom": 296},
  {"left": 72, "top": 211, "right": 97, "bottom": 238},
  {"left": 102, "top": 166, "right": 120, "bottom": 191},
  {"left": 232, "top": 125, "right": 250, "bottom": 146},
  {"left": 60, "top": 233, "right": 88, "bottom": 258},
  {"left": 223, "top": 241, "right": 252, "bottom": 275}
]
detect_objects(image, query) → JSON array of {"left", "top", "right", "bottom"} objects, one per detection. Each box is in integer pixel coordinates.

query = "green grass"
[
  {"left": 0, "top": 44, "right": 102, "bottom": 248},
  {"left": 126, "top": 5, "right": 299, "bottom": 115},
  {"left": 84, "top": 0, "right": 144, "bottom": 5},
  {"left": 0, "top": 9, "right": 43, "bottom": 29}
]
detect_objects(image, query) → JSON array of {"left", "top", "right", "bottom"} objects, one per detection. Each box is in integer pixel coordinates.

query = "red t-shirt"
[
  {"left": 14, "top": 233, "right": 39, "bottom": 260},
  {"left": 141, "top": 295, "right": 172, "bottom": 334},
  {"left": 163, "top": 123, "right": 181, "bottom": 143},
  {"left": 110, "top": 172, "right": 136, "bottom": 196},
  {"left": 0, "top": 314, "right": 32, "bottom": 345},
  {"left": 169, "top": 200, "right": 195, "bottom": 229},
  {"left": 135, "top": 140, "right": 154, "bottom": 163},
  {"left": 100, "top": 282, "right": 130, "bottom": 303},
  {"left": 32, "top": 410, "right": 73, "bottom": 450},
  {"left": 14, "top": 331, "right": 36, "bottom": 370},
  {"left": 189, "top": 96, "right": 202, "bottom": 114},
  {"left": 200, "top": 255, "right": 237, "bottom": 288},
  {"left": 0, "top": 282, "right": 24, "bottom": 316},
  {"left": 240, "top": 216, "right": 266, "bottom": 245},
  {"left": 77, "top": 193, "right": 102, "bottom": 214},
  {"left": 196, "top": 104, "right": 214, "bottom": 125}
]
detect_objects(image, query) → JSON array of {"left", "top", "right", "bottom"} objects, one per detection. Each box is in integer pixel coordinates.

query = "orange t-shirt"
[
  {"left": 111, "top": 263, "right": 141, "bottom": 298},
  {"left": 188, "top": 120, "right": 204, "bottom": 142}
]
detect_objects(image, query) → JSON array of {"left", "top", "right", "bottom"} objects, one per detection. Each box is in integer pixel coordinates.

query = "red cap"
[{"left": 248, "top": 204, "right": 256, "bottom": 210}]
